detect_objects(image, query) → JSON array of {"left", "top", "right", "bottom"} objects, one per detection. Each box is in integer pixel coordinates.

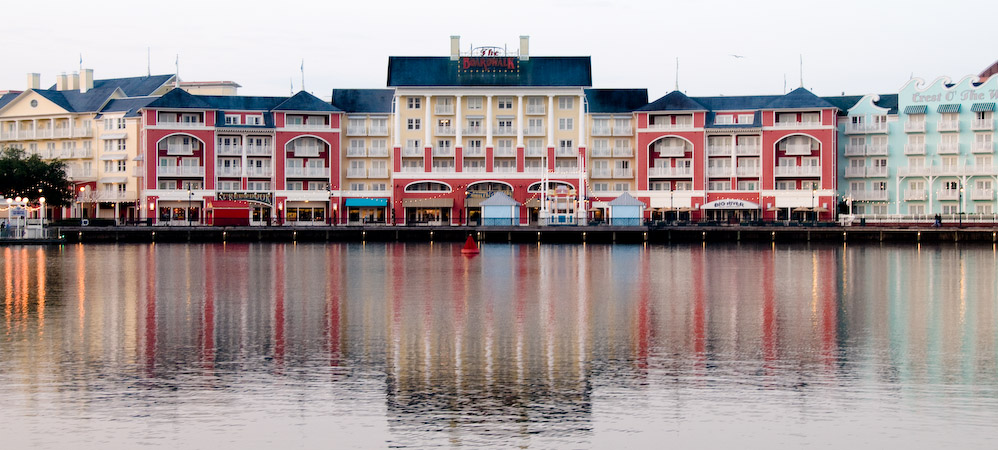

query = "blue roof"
[
  {"left": 146, "top": 88, "right": 213, "bottom": 109},
  {"left": 387, "top": 56, "right": 592, "bottom": 87},
  {"left": 0, "top": 92, "right": 21, "bottom": 109},
  {"left": 638, "top": 91, "right": 706, "bottom": 112},
  {"left": 820, "top": 94, "right": 898, "bottom": 115},
  {"left": 765, "top": 87, "right": 835, "bottom": 109},
  {"left": 704, "top": 111, "right": 762, "bottom": 128},
  {"left": 585, "top": 89, "right": 648, "bottom": 113},
  {"left": 331, "top": 89, "right": 394, "bottom": 113},
  {"left": 608, "top": 192, "right": 645, "bottom": 207},
  {"left": 480, "top": 192, "right": 520, "bottom": 207},
  {"left": 691, "top": 95, "right": 781, "bottom": 111},
  {"left": 274, "top": 91, "right": 340, "bottom": 112},
  {"left": 99, "top": 97, "right": 158, "bottom": 118},
  {"left": 49, "top": 74, "right": 174, "bottom": 97}
]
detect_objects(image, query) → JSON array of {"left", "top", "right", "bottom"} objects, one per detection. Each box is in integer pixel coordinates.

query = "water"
[{"left": 1, "top": 242, "right": 996, "bottom": 449}]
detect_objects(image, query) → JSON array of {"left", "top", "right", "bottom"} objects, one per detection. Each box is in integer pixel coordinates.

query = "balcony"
[
  {"left": 286, "top": 167, "right": 327, "bottom": 178},
  {"left": 648, "top": 166, "right": 693, "bottom": 178},
  {"left": 463, "top": 126, "right": 484, "bottom": 135},
  {"left": 98, "top": 191, "right": 137, "bottom": 202},
  {"left": 613, "top": 127, "right": 632, "bottom": 136},
  {"left": 432, "top": 146, "right": 454, "bottom": 157},
  {"left": 848, "top": 189, "right": 889, "bottom": 201},
  {"left": 972, "top": 188, "right": 994, "bottom": 200},
  {"left": 866, "top": 144, "right": 888, "bottom": 156},
  {"left": 65, "top": 167, "right": 95, "bottom": 179},
  {"left": 368, "top": 168, "right": 389, "bottom": 178},
  {"left": 553, "top": 165, "right": 578, "bottom": 174},
  {"left": 435, "top": 126, "right": 455, "bottom": 136},
  {"left": 525, "top": 146, "right": 546, "bottom": 157},
  {"left": 707, "top": 166, "right": 731, "bottom": 177},
  {"left": 400, "top": 166, "right": 423, "bottom": 173},
  {"left": 845, "top": 167, "right": 866, "bottom": 178},
  {"left": 494, "top": 127, "right": 517, "bottom": 136},
  {"left": 592, "top": 127, "right": 612, "bottom": 136},
  {"left": 346, "top": 147, "right": 367, "bottom": 157},
  {"left": 965, "top": 165, "right": 998, "bottom": 176},
  {"left": 166, "top": 144, "right": 195, "bottom": 155},
  {"left": 555, "top": 147, "right": 576, "bottom": 157},
  {"left": 245, "top": 167, "right": 273, "bottom": 177},
  {"left": 591, "top": 168, "right": 611, "bottom": 178},
  {"left": 937, "top": 190, "right": 960, "bottom": 201},
  {"left": 591, "top": 147, "right": 611, "bottom": 158},
  {"left": 526, "top": 105, "right": 545, "bottom": 115},
  {"left": 346, "top": 168, "right": 367, "bottom": 178},
  {"left": 246, "top": 145, "right": 271, "bottom": 156},
  {"left": 774, "top": 165, "right": 820, "bottom": 177},
  {"left": 215, "top": 166, "right": 243, "bottom": 177},
  {"left": 464, "top": 147, "right": 486, "bottom": 157},
  {"left": 292, "top": 145, "right": 321, "bottom": 158},
  {"left": 347, "top": 126, "right": 367, "bottom": 136},
  {"left": 158, "top": 166, "right": 205, "bottom": 177},
  {"left": 707, "top": 145, "right": 732, "bottom": 156},
  {"left": 283, "top": 123, "right": 329, "bottom": 131},
  {"left": 937, "top": 120, "right": 959, "bottom": 132},
  {"left": 845, "top": 123, "right": 865, "bottom": 134},
  {"left": 972, "top": 142, "right": 994, "bottom": 154},
  {"left": 647, "top": 122, "right": 694, "bottom": 131},
  {"left": 904, "top": 144, "right": 926, "bottom": 155},
  {"left": 463, "top": 166, "right": 486, "bottom": 173},
  {"left": 784, "top": 144, "right": 814, "bottom": 155},
  {"left": 132, "top": 166, "right": 146, "bottom": 177},
  {"left": 74, "top": 148, "right": 93, "bottom": 159},
  {"left": 217, "top": 144, "right": 242, "bottom": 156},
  {"left": 774, "top": 120, "right": 821, "bottom": 128},
  {"left": 493, "top": 147, "right": 515, "bottom": 158},
  {"left": 735, "top": 145, "right": 761, "bottom": 156},
  {"left": 656, "top": 145, "right": 687, "bottom": 157},
  {"left": 867, "top": 166, "right": 889, "bottom": 177},
  {"left": 736, "top": 166, "right": 760, "bottom": 177},
  {"left": 170, "top": 121, "right": 205, "bottom": 128},
  {"left": 368, "top": 126, "right": 389, "bottom": 136},
  {"left": 844, "top": 145, "right": 865, "bottom": 157},
  {"left": 525, "top": 127, "right": 545, "bottom": 136},
  {"left": 905, "top": 121, "right": 926, "bottom": 132},
  {"left": 369, "top": 147, "right": 389, "bottom": 157},
  {"left": 435, "top": 105, "right": 454, "bottom": 115},
  {"left": 904, "top": 189, "right": 927, "bottom": 201},
  {"left": 493, "top": 165, "right": 516, "bottom": 173},
  {"left": 612, "top": 147, "right": 633, "bottom": 157},
  {"left": 402, "top": 146, "right": 424, "bottom": 157},
  {"left": 613, "top": 168, "right": 633, "bottom": 178},
  {"left": 937, "top": 143, "right": 960, "bottom": 155},
  {"left": 431, "top": 166, "right": 456, "bottom": 173},
  {"left": 973, "top": 119, "right": 994, "bottom": 131},
  {"left": 867, "top": 122, "right": 888, "bottom": 133},
  {"left": 523, "top": 165, "right": 544, "bottom": 173}
]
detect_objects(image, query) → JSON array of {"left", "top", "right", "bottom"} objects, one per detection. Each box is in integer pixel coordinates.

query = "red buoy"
[{"left": 461, "top": 235, "right": 480, "bottom": 255}]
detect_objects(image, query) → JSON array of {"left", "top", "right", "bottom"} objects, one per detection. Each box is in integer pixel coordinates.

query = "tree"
[{"left": 0, "top": 146, "right": 73, "bottom": 207}]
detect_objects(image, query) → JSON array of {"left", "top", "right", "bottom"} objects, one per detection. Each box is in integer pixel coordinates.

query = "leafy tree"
[{"left": 0, "top": 146, "right": 73, "bottom": 207}]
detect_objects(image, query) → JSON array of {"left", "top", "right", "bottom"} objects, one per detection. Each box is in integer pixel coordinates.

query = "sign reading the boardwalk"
[
  {"left": 701, "top": 199, "right": 760, "bottom": 210},
  {"left": 459, "top": 57, "right": 519, "bottom": 72},
  {"left": 216, "top": 191, "right": 273, "bottom": 205}
]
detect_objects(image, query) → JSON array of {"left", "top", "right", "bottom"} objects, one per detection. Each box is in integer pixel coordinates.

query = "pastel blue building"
[{"left": 480, "top": 192, "right": 520, "bottom": 226}]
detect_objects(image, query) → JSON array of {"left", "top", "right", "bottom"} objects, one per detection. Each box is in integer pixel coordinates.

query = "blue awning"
[
  {"left": 971, "top": 103, "right": 995, "bottom": 112},
  {"left": 344, "top": 198, "right": 387, "bottom": 207},
  {"left": 904, "top": 105, "right": 926, "bottom": 114},
  {"left": 937, "top": 104, "right": 960, "bottom": 113}
]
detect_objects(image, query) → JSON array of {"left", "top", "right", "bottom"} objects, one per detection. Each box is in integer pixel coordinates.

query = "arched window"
[{"left": 405, "top": 181, "right": 452, "bottom": 192}]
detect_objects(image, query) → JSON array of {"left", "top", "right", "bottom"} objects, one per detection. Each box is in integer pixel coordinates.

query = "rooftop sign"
[{"left": 459, "top": 56, "right": 519, "bottom": 73}]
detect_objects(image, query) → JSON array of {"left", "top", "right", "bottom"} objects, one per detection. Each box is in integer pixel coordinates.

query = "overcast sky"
[{"left": 3, "top": 0, "right": 994, "bottom": 102}]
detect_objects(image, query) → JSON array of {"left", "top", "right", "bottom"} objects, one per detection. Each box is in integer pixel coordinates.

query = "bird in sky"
[{"left": 730, "top": 54, "right": 745, "bottom": 59}]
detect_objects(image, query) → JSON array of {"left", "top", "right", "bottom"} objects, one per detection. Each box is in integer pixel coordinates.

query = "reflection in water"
[{"left": 0, "top": 242, "right": 997, "bottom": 448}]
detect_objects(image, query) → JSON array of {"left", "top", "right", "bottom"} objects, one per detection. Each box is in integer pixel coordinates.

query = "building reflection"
[{"left": 1, "top": 242, "right": 997, "bottom": 443}]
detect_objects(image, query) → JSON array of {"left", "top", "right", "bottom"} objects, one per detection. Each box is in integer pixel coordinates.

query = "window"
[
  {"left": 467, "top": 97, "right": 483, "bottom": 110},
  {"left": 247, "top": 181, "right": 270, "bottom": 191},
  {"left": 370, "top": 183, "right": 387, "bottom": 191},
  {"left": 738, "top": 114, "right": 753, "bottom": 124},
  {"left": 527, "top": 97, "right": 545, "bottom": 113},
  {"left": 850, "top": 181, "right": 865, "bottom": 192},
  {"left": 117, "top": 160, "right": 126, "bottom": 172},
  {"left": 592, "top": 182, "right": 609, "bottom": 192},
  {"left": 407, "top": 118, "right": 421, "bottom": 130},
  {"left": 158, "top": 181, "right": 175, "bottom": 190},
  {"left": 496, "top": 97, "right": 513, "bottom": 110},
  {"left": 558, "top": 97, "right": 574, "bottom": 110},
  {"left": 287, "top": 181, "right": 304, "bottom": 190},
  {"left": 649, "top": 181, "right": 670, "bottom": 191},
  {"left": 405, "top": 139, "right": 421, "bottom": 150},
  {"left": 407, "top": 97, "right": 421, "bottom": 109},
  {"left": 349, "top": 183, "right": 366, "bottom": 191},
  {"left": 558, "top": 118, "right": 573, "bottom": 131},
  {"left": 245, "top": 115, "right": 262, "bottom": 126},
  {"left": 737, "top": 180, "right": 758, "bottom": 190},
  {"left": 801, "top": 181, "right": 818, "bottom": 190},
  {"left": 708, "top": 180, "right": 731, "bottom": 190},
  {"left": 528, "top": 118, "right": 543, "bottom": 133},
  {"left": 559, "top": 139, "right": 573, "bottom": 150},
  {"left": 776, "top": 180, "right": 795, "bottom": 190},
  {"left": 225, "top": 115, "right": 241, "bottom": 125},
  {"left": 715, "top": 115, "right": 734, "bottom": 125},
  {"left": 613, "top": 182, "right": 630, "bottom": 191},
  {"left": 181, "top": 114, "right": 201, "bottom": 124},
  {"left": 675, "top": 181, "right": 693, "bottom": 190}
]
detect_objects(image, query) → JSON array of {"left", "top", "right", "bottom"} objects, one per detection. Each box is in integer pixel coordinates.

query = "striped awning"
[
  {"left": 937, "top": 104, "right": 960, "bottom": 113},
  {"left": 904, "top": 105, "right": 927, "bottom": 114},
  {"left": 971, "top": 103, "right": 996, "bottom": 112}
]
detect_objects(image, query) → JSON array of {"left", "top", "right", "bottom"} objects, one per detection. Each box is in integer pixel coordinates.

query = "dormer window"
[
  {"left": 245, "top": 115, "right": 263, "bottom": 126},
  {"left": 225, "top": 115, "right": 241, "bottom": 125},
  {"left": 715, "top": 115, "right": 734, "bottom": 125}
]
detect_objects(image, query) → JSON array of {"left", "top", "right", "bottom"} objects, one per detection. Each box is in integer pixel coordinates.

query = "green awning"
[
  {"left": 904, "top": 105, "right": 927, "bottom": 114},
  {"left": 937, "top": 104, "right": 960, "bottom": 113},
  {"left": 971, "top": 103, "right": 995, "bottom": 112},
  {"left": 344, "top": 198, "right": 387, "bottom": 207}
]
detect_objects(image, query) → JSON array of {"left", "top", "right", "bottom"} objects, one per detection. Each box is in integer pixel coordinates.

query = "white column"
[
  {"left": 516, "top": 95, "right": 524, "bottom": 147},
  {"left": 423, "top": 95, "right": 431, "bottom": 148},
  {"left": 485, "top": 95, "right": 493, "bottom": 147},
  {"left": 547, "top": 95, "right": 555, "bottom": 148},
  {"left": 577, "top": 94, "right": 586, "bottom": 150},
  {"left": 241, "top": 134, "right": 248, "bottom": 178},
  {"left": 455, "top": 95, "right": 463, "bottom": 144},
  {"left": 392, "top": 94, "right": 401, "bottom": 148}
]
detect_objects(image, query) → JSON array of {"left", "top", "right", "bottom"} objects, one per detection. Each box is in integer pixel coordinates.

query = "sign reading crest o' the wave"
[{"left": 459, "top": 57, "right": 519, "bottom": 72}]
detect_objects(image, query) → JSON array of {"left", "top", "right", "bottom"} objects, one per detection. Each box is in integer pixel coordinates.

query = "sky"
[{"left": 2, "top": 0, "right": 995, "bottom": 102}]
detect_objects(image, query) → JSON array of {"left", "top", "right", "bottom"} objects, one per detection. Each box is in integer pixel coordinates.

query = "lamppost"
[
  {"left": 959, "top": 181, "right": 964, "bottom": 228},
  {"left": 811, "top": 188, "right": 817, "bottom": 223},
  {"left": 277, "top": 202, "right": 283, "bottom": 226},
  {"left": 187, "top": 183, "right": 193, "bottom": 227},
  {"left": 39, "top": 197, "right": 45, "bottom": 237},
  {"left": 79, "top": 186, "right": 87, "bottom": 219}
]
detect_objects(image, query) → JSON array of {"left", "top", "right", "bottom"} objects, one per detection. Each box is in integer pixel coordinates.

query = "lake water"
[{"left": 1, "top": 242, "right": 996, "bottom": 449}]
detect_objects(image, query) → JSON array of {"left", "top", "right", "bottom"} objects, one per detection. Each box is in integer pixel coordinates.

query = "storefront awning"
[
  {"left": 972, "top": 103, "right": 996, "bottom": 112},
  {"left": 904, "top": 105, "right": 927, "bottom": 115},
  {"left": 99, "top": 153, "right": 128, "bottom": 160},
  {"left": 402, "top": 198, "right": 453, "bottom": 208},
  {"left": 937, "top": 104, "right": 960, "bottom": 113},
  {"left": 344, "top": 198, "right": 388, "bottom": 207},
  {"left": 701, "top": 199, "right": 760, "bottom": 210}
]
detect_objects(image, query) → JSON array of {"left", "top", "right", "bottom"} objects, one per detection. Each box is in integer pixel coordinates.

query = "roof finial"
[
  {"left": 799, "top": 54, "right": 804, "bottom": 89},
  {"left": 675, "top": 57, "right": 679, "bottom": 91},
  {"left": 300, "top": 59, "right": 305, "bottom": 93},
  {"left": 174, "top": 54, "right": 180, "bottom": 88}
]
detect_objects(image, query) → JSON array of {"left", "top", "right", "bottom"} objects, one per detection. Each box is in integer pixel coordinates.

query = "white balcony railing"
[
  {"left": 526, "top": 105, "right": 545, "bottom": 115},
  {"left": 904, "top": 189, "right": 927, "bottom": 201},
  {"left": 347, "top": 126, "right": 367, "bottom": 136},
  {"left": 368, "top": 127, "right": 389, "bottom": 136},
  {"left": 973, "top": 119, "right": 994, "bottom": 131},
  {"left": 283, "top": 123, "right": 329, "bottom": 131},
  {"left": 286, "top": 167, "right": 328, "bottom": 178},
  {"left": 525, "top": 147, "right": 546, "bottom": 157},
  {"left": 646, "top": 123, "right": 694, "bottom": 131},
  {"left": 937, "top": 190, "right": 960, "bottom": 201},
  {"left": 400, "top": 165, "right": 423, "bottom": 173},
  {"left": 464, "top": 147, "right": 486, "bottom": 157},
  {"left": 844, "top": 145, "right": 865, "bottom": 157},
  {"left": 245, "top": 167, "right": 273, "bottom": 177},
  {"left": 656, "top": 145, "right": 687, "bottom": 157},
  {"left": 494, "top": 127, "right": 516, "bottom": 136},
  {"left": 905, "top": 121, "right": 926, "bottom": 132},
  {"left": 735, "top": 145, "right": 761, "bottom": 156},
  {"left": 937, "top": 143, "right": 960, "bottom": 154},
  {"left": 845, "top": 167, "right": 866, "bottom": 178},
  {"left": 707, "top": 166, "right": 731, "bottom": 177},
  {"left": 972, "top": 143, "right": 994, "bottom": 154},
  {"left": 368, "top": 147, "right": 389, "bottom": 157},
  {"left": 346, "top": 168, "right": 367, "bottom": 178},
  {"left": 591, "top": 127, "right": 612, "bottom": 136},
  {"left": 784, "top": 144, "right": 814, "bottom": 155},
  {"left": 613, "top": 168, "right": 633, "bottom": 178},
  {"left": 866, "top": 144, "right": 888, "bottom": 156},
  {"left": 867, "top": 166, "right": 889, "bottom": 177},
  {"left": 613, "top": 127, "right": 632, "bottom": 136},
  {"left": 463, "top": 126, "right": 484, "bottom": 135},
  {"left": 431, "top": 166, "right": 455, "bottom": 173},
  {"left": 166, "top": 144, "right": 195, "bottom": 155},
  {"left": 215, "top": 166, "right": 243, "bottom": 177},
  {"left": 524, "top": 127, "right": 545, "bottom": 136},
  {"left": 774, "top": 121, "right": 821, "bottom": 128},
  {"left": 553, "top": 165, "right": 579, "bottom": 174},
  {"left": 217, "top": 144, "right": 242, "bottom": 156},
  {"left": 433, "top": 146, "right": 454, "bottom": 157},
  {"left": 368, "top": 168, "right": 389, "bottom": 178},
  {"left": 157, "top": 166, "right": 205, "bottom": 177},
  {"left": 848, "top": 189, "right": 889, "bottom": 201},
  {"left": 463, "top": 166, "right": 486, "bottom": 173},
  {"left": 402, "top": 146, "right": 424, "bottom": 157},
  {"left": 591, "top": 148, "right": 612, "bottom": 158},
  {"left": 648, "top": 166, "right": 693, "bottom": 178},
  {"left": 904, "top": 144, "right": 926, "bottom": 155},
  {"left": 736, "top": 166, "right": 760, "bottom": 177},
  {"left": 246, "top": 145, "right": 271, "bottom": 156},
  {"left": 591, "top": 168, "right": 611, "bottom": 178},
  {"left": 493, "top": 147, "right": 516, "bottom": 158},
  {"left": 435, "top": 126, "right": 455, "bottom": 136},
  {"left": 707, "top": 145, "right": 731, "bottom": 156},
  {"left": 612, "top": 147, "right": 633, "bottom": 157},
  {"left": 555, "top": 147, "right": 576, "bottom": 157},
  {"left": 74, "top": 148, "right": 93, "bottom": 159},
  {"left": 971, "top": 188, "right": 994, "bottom": 200},
  {"left": 346, "top": 147, "right": 367, "bottom": 157},
  {"left": 774, "top": 165, "right": 820, "bottom": 177},
  {"left": 937, "top": 120, "right": 959, "bottom": 132},
  {"left": 435, "top": 105, "right": 454, "bottom": 115}
]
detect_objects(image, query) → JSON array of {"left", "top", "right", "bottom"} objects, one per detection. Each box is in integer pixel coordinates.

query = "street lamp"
[
  {"left": 39, "top": 197, "right": 45, "bottom": 236},
  {"left": 79, "top": 186, "right": 86, "bottom": 219},
  {"left": 812, "top": 188, "right": 817, "bottom": 223},
  {"left": 959, "top": 181, "right": 964, "bottom": 228},
  {"left": 187, "top": 183, "right": 193, "bottom": 227}
]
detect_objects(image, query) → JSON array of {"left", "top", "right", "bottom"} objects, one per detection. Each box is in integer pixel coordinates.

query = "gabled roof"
[
  {"left": 765, "top": 87, "right": 835, "bottom": 109},
  {"left": 145, "top": 88, "right": 213, "bottom": 109},
  {"left": 608, "top": 192, "right": 645, "bottom": 207},
  {"left": 0, "top": 92, "right": 22, "bottom": 109},
  {"left": 32, "top": 90, "right": 76, "bottom": 111},
  {"left": 331, "top": 89, "right": 395, "bottom": 113},
  {"left": 821, "top": 94, "right": 899, "bottom": 115},
  {"left": 638, "top": 91, "right": 706, "bottom": 112},
  {"left": 585, "top": 89, "right": 648, "bottom": 113},
  {"left": 49, "top": 74, "right": 174, "bottom": 97},
  {"left": 274, "top": 91, "right": 340, "bottom": 112},
  {"left": 387, "top": 56, "right": 592, "bottom": 87},
  {"left": 99, "top": 97, "right": 158, "bottom": 118},
  {"left": 692, "top": 95, "right": 781, "bottom": 111},
  {"left": 480, "top": 191, "right": 520, "bottom": 206},
  {"left": 705, "top": 111, "right": 762, "bottom": 128}
]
